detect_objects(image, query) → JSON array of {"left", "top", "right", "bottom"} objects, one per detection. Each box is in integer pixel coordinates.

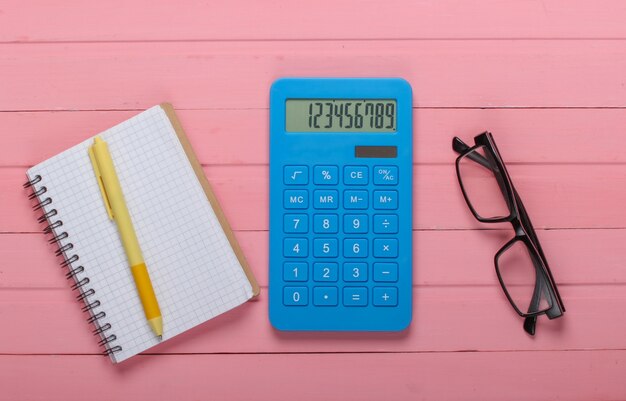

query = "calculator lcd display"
[{"left": 285, "top": 99, "right": 397, "bottom": 132}]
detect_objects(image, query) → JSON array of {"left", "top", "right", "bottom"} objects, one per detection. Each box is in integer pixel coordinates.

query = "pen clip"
[{"left": 88, "top": 141, "right": 114, "bottom": 220}]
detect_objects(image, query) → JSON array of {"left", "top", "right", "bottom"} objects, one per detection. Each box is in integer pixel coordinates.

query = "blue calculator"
[{"left": 269, "top": 78, "right": 413, "bottom": 331}]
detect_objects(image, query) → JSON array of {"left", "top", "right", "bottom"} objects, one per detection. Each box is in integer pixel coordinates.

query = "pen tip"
[{"left": 158, "top": 335, "right": 162, "bottom": 341}]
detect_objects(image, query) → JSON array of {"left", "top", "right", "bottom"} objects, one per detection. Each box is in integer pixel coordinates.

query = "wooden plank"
[
  {"left": 3, "top": 1, "right": 626, "bottom": 42},
  {"left": 3, "top": 40, "right": 626, "bottom": 111},
  {"left": 2, "top": 228, "right": 624, "bottom": 289},
  {"left": 0, "top": 285, "right": 624, "bottom": 355},
  {"left": 1, "top": 352, "right": 625, "bottom": 401},
  {"left": 5, "top": 164, "right": 626, "bottom": 233},
  {"left": 4, "top": 108, "right": 626, "bottom": 167}
]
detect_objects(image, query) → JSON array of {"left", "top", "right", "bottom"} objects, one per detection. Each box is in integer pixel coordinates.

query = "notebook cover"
[{"left": 160, "top": 103, "right": 260, "bottom": 297}]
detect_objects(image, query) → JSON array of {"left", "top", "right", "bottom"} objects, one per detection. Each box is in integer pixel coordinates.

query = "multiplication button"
[
  {"left": 373, "top": 238, "right": 398, "bottom": 258},
  {"left": 374, "top": 166, "right": 398, "bottom": 185},
  {"left": 284, "top": 166, "right": 308, "bottom": 185}
]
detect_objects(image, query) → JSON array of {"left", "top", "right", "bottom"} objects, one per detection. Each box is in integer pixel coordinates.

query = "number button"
[
  {"left": 284, "top": 262, "right": 308, "bottom": 282},
  {"left": 343, "top": 287, "right": 368, "bottom": 306},
  {"left": 373, "top": 190, "right": 397, "bottom": 210},
  {"left": 343, "top": 214, "right": 368, "bottom": 234},
  {"left": 313, "top": 287, "right": 338, "bottom": 306},
  {"left": 373, "top": 287, "right": 398, "bottom": 306},
  {"left": 314, "top": 166, "right": 338, "bottom": 185},
  {"left": 343, "top": 262, "right": 367, "bottom": 282},
  {"left": 283, "top": 238, "right": 308, "bottom": 257},
  {"left": 313, "top": 262, "right": 338, "bottom": 282},
  {"left": 313, "top": 238, "right": 338, "bottom": 257},
  {"left": 284, "top": 214, "right": 308, "bottom": 233},
  {"left": 373, "top": 238, "right": 398, "bottom": 258},
  {"left": 344, "top": 166, "right": 368, "bottom": 185},
  {"left": 374, "top": 166, "right": 398, "bottom": 185},
  {"left": 284, "top": 166, "right": 308, "bottom": 185},
  {"left": 284, "top": 190, "right": 308, "bottom": 209},
  {"left": 344, "top": 190, "right": 368, "bottom": 209},
  {"left": 314, "top": 190, "right": 338, "bottom": 209},
  {"left": 373, "top": 214, "right": 398, "bottom": 234},
  {"left": 373, "top": 263, "right": 398, "bottom": 282},
  {"left": 284, "top": 287, "right": 308, "bottom": 306},
  {"left": 313, "top": 214, "right": 338, "bottom": 233},
  {"left": 344, "top": 238, "right": 368, "bottom": 258}
]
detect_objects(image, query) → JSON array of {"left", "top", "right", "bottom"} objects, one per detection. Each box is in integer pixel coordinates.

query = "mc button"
[{"left": 284, "top": 190, "right": 308, "bottom": 209}]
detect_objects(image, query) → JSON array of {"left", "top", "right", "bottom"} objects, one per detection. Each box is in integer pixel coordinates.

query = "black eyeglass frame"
[{"left": 453, "top": 132, "right": 565, "bottom": 335}]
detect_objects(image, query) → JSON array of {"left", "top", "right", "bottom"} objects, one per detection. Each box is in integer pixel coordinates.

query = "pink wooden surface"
[{"left": 2, "top": 1, "right": 626, "bottom": 400}]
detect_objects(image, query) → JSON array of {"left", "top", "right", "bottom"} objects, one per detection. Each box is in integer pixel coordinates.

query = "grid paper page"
[{"left": 27, "top": 106, "right": 254, "bottom": 363}]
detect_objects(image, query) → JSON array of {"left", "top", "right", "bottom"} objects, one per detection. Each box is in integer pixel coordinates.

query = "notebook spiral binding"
[{"left": 24, "top": 174, "right": 122, "bottom": 358}]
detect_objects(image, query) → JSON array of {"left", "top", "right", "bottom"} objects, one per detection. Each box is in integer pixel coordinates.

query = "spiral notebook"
[{"left": 24, "top": 104, "right": 260, "bottom": 363}]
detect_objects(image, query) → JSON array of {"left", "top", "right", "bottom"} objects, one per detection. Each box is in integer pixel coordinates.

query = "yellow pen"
[{"left": 88, "top": 136, "right": 163, "bottom": 339}]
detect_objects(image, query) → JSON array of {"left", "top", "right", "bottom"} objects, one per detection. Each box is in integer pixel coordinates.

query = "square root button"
[{"left": 284, "top": 166, "right": 308, "bottom": 185}]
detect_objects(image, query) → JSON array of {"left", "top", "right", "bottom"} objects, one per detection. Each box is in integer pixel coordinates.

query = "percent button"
[{"left": 314, "top": 166, "right": 339, "bottom": 185}]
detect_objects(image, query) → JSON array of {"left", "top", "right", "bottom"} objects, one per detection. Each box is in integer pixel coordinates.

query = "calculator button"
[
  {"left": 344, "top": 166, "right": 368, "bottom": 185},
  {"left": 284, "top": 262, "right": 308, "bottom": 282},
  {"left": 373, "top": 214, "right": 398, "bottom": 234},
  {"left": 313, "top": 287, "right": 338, "bottom": 306},
  {"left": 373, "top": 287, "right": 398, "bottom": 307},
  {"left": 313, "top": 214, "right": 338, "bottom": 233},
  {"left": 284, "top": 214, "right": 308, "bottom": 233},
  {"left": 313, "top": 238, "right": 338, "bottom": 258},
  {"left": 373, "top": 238, "right": 398, "bottom": 258},
  {"left": 313, "top": 190, "right": 339, "bottom": 209},
  {"left": 344, "top": 238, "right": 368, "bottom": 258},
  {"left": 313, "top": 262, "right": 338, "bottom": 282},
  {"left": 343, "top": 262, "right": 368, "bottom": 282},
  {"left": 284, "top": 166, "right": 308, "bottom": 185},
  {"left": 314, "top": 166, "right": 339, "bottom": 185},
  {"left": 283, "top": 238, "right": 308, "bottom": 257},
  {"left": 343, "top": 214, "right": 368, "bottom": 234},
  {"left": 343, "top": 287, "right": 368, "bottom": 306},
  {"left": 284, "top": 190, "right": 308, "bottom": 209},
  {"left": 373, "top": 166, "right": 398, "bottom": 185},
  {"left": 373, "top": 190, "right": 398, "bottom": 210},
  {"left": 284, "top": 287, "right": 308, "bottom": 306},
  {"left": 373, "top": 263, "right": 398, "bottom": 282},
  {"left": 344, "top": 190, "right": 368, "bottom": 209}
]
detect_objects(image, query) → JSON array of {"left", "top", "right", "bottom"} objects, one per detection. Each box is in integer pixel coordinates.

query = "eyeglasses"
[{"left": 452, "top": 132, "right": 565, "bottom": 335}]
